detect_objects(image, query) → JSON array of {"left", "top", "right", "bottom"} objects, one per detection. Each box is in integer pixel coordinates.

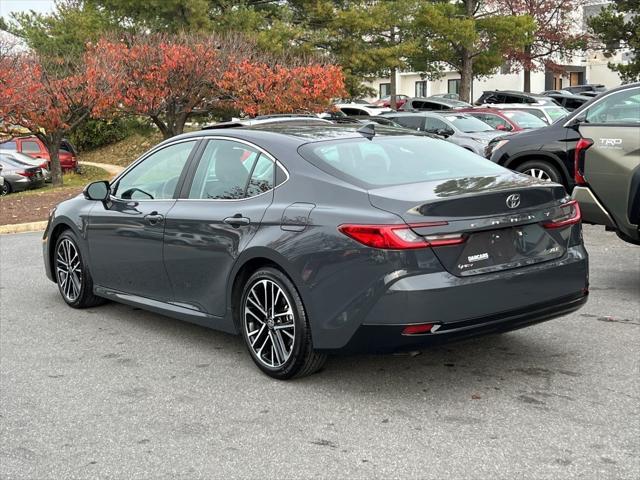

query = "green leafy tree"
[
  {"left": 589, "top": 0, "right": 640, "bottom": 83},
  {"left": 411, "top": 0, "right": 535, "bottom": 102}
]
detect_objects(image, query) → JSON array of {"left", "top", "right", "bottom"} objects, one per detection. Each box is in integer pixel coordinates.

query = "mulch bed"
[{"left": 0, "top": 187, "right": 82, "bottom": 226}]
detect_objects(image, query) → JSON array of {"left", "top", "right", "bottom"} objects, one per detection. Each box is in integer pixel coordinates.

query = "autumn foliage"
[{"left": 86, "top": 33, "right": 346, "bottom": 138}]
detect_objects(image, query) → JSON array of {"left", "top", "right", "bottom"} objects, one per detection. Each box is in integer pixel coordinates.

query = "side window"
[
  {"left": 585, "top": 88, "right": 640, "bottom": 124},
  {"left": 341, "top": 107, "right": 366, "bottom": 116},
  {"left": 478, "top": 114, "right": 507, "bottom": 129},
  {"left": 425, "top": 117, "right": 448, "bottom": 132},
  {"left": 246, "top": 154, "right": 275, "bottom": 197},
  {"left": 22, "top": 141, "right": 41, "bottom": 153},
  {"left": 0, "top": 141, "right": 17, "bottom": 151},
  {"left": 188, "top": 140, "right": 274, "bottom": 200},
  {"left": 393, "top": 116, "right": 425, "bottom": 131},
  {"left": 524, "top": 109, "right": 547, "bottom": 123},
  {"left": 115, "top": 140, "right": 196, "bottom": 200}
]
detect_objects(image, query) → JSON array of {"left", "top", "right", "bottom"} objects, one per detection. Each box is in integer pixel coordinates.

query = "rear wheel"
[
  {"left": 516, "top": 160, "right": 562, "bottom": 184},
  {"left": 1, "top": 182, "right": 11, "bottom": 196},
  {"left": 55, "top": 230, "right": 106, "bottom": 308},
  {"left": 240, "top": 267, "right": 326, "bottom": 379}
]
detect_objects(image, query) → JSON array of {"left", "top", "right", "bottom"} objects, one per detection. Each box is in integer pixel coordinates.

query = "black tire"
[
  {"left": 54, "top": 230, "right": 106, "bottom": 308},
  {"left": 240, "top": 267, "right": 326, "bottom": 379},
  {"left": 515, "top": 160, "right": 563, "bottom": 185},
  {"left": 1, "top": 182, "right": 11, "bottom": 196}
]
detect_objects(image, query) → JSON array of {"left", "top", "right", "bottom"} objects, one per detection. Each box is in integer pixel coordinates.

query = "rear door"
[
  {"left": 579, "top": 86, "right": 640, "bottom": 234},
  {"left": 163, "top": 138, "right": 282, "bottom": 317}
]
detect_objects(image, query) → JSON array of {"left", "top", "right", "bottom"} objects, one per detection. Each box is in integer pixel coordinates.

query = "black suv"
[
  {"left": 485, "top": 83, "right": 637, "bottom": 193},
  {"left": 475, "top": 90, "right": 560, "bottom": 106}
]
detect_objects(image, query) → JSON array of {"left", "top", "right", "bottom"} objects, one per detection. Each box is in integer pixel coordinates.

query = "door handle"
[
  {"left": 144, "top": 211, "right": 164, "bottom": 225},
  {"left": 223, "top": 214, "right": 250, "bottom": 227}
]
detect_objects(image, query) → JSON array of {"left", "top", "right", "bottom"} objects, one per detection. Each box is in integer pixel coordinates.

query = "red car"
[
  {"left": 455, "top": 108, "right": 547, "bottom": 132},
  {"left": 374, "top": 94, "right": 409, "bottom": 108},
  {"left": 0, "top": 136, "right": 78, "bottom": 171}
]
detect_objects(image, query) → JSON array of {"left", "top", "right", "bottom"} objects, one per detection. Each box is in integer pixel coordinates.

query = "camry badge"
[{"left": 506, "top": 193, "right": 521, "bottom": 209}]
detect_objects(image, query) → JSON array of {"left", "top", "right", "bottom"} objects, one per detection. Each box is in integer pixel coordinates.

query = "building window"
[
  {"left": 448, "top": 79, "right": 460, "bottom": 95},
  {"left": 379, "top": 83, "right": 391, "bottom": 98},
  {"left": 415, "top": 80, "right": 427, "bottom": 97}
]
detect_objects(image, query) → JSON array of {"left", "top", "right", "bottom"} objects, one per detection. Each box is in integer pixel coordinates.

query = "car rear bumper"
[
  {"left": 572, "top": 186, "right": 615, "bottom": 228},
  {"left": 336, "top": 292, "right": 587, "bottom": 353},
  {"left": 317, "top": 244, "right": 588, "bottom": 352}
]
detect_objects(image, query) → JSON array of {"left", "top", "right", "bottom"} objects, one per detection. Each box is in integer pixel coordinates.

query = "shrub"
[{"left": 70, "top": 117, "right": 153, "bottom": 151}]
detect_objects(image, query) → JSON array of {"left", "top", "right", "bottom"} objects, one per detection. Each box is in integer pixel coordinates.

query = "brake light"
[
  {"left": 544, "top": 200, "right": 581, "bottom": 229},
  {"left": 338, "top": 223, "right": 465, "bottom": 250},
  {"left": 402, "top": 323, "right": 433, "bottom": 335},
  {"left": 574, "top": 138, "right": 593, "bottom": 186},
  {"left": 17, "top": 170, "right": 34, "bottom": 177}
]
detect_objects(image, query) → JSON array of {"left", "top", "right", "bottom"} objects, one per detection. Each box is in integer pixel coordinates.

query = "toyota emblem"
[{"left": 506, "top": 193, "right": 521, "bottom": 209}]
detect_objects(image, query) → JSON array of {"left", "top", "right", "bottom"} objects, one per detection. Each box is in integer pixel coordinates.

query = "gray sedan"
[
  {"left": 383, "top": 111, "right": 509, "bottom": 155},
  {"left": 43, "top": 123, "right": 588, "bottom": 379},
  {"left": 0, "top": 154, "right": 46, "bottom": 195}
]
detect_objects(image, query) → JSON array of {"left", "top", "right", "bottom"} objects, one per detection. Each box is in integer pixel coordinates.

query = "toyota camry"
[{"left": 43, "top": 123, "right": 588, "bottom": 379}]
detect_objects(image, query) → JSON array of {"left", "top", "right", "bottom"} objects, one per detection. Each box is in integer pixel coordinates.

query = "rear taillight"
[
  {"left": 544, "top": 200, "right": 581, "bottom": 229},
  {"left": 17, "top": 170, "right": 34, "bottom": 177},
  {"left": 574, "top": 138, "right": 593, "bottom": 186},
  {"left": 338, "top": 223, "right": 465, "bottom": 250}
]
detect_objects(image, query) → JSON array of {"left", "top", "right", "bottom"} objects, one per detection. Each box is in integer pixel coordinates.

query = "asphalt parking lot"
[{"left": 0, "top": 226, "right": 638, "bottom": 479}]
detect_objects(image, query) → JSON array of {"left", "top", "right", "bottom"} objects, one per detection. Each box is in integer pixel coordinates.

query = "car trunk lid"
[{"left": 368, "top": 173, "right": 573, "bottom": 276}]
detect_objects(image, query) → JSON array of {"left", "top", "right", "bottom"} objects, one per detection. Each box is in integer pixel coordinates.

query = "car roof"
[
  {"left": 482, "top": 103, "right": 563, "bottom": 110},
  {"left": 407, "top": 96, "right": 469, "bottom": 106}
]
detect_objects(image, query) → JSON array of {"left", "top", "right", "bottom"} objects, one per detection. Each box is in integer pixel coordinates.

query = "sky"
[{"left": 0, "top": 0, "right": 56, "bottom": 19}]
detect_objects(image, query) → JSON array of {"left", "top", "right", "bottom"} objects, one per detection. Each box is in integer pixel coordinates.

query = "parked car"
[
  {"left": 570, "top": 82, "right": 640, "bottom": 245},
  {"left": 0, "top": 154, "right": 46, "bottom": 195},
  {"left": 479, "top": 103, "right": 569, "bottom": 125},
  {"left": 384, "top": 111, "right": 507, "bottom": 155},
  {"left": 486, "top": 83, "right": 638, "bottom": 193},
  {"left": 563, "top": 84, "right": 606, "bottom": 95},
  {"left": 206, "top": 115, "right": 333, "bottom": 129},
  {"left": 373, "top": 94, "right": 409, "bottom": 108},
  {"left": 334, "top": 103, "right": 392, "bottom": 116},
  {"left": 475, "top": 90, "right": 560, "bottom": 106},
  {"left": 542, "top": 91, "right": 590, "bottom": 111},
  {"left": 0, "top": 150, "right": 52, "bottom": 182},
  {"left": 43, "top": 123, "right": 588, "bottom": 379},
  {"left": 0, "top": 136, "right": 78, "bottom": 172},
  {"left": 576, "top": 91, "right": 600, "bottom": 98},
  {"left": 455, "top": 108, "right": 547, "bottom": 132},
  {"left": 399, "top": 96, "right": 471, "bottom": 111}
]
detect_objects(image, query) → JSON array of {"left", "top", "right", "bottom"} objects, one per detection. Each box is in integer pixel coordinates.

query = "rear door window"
[
  {"left": 22, "top": 141, "right": 42, "bottom": 153},
  {"left": 392, "top": 116, "right": 425, "bottom": 131},
  {"left": 585, "top": 88, "right": 640, "bottom": 125}
]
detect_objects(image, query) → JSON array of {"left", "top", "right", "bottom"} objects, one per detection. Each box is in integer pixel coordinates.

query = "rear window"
[{"left": 298, "top": 136, "right": 506, "bottom": 188}]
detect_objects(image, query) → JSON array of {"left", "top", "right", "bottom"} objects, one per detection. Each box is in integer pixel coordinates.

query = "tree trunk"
[
  {"left": 459, "top": 52, "right": 473, "bottom": 103},
  {"left": 523, "top": 44, "right": 532, "bottom": 92},
  {"left": 42, "top": 133, "right": 63, "bottom": 187},
  {"left": 390, "top": 67, "right": 397, "bottom": 110}
]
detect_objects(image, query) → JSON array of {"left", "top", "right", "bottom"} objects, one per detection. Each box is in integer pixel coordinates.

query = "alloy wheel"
[
  {"left": 56, "top": 238, "right": 82, "bottom": 302},
  {"left": 523, "top": 168, "right": 552, "bottom": 182},
  {"left": 0, "top": 184, "right": 8, "bottom": 196},
  {"left": 243, "top": 279, "right": 296, "bottom": 369}
]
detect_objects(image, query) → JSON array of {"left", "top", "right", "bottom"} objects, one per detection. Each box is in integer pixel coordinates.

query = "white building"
[{"left": 364, "top": 1, "right": 628, "bottom": 102}]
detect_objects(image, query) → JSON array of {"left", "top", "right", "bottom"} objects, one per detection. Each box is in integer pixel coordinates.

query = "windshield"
[
  {"left": 502, "top": 110, "right": 547, "bottom": 129},
  {"left": 444, "top": 115, "right": 494, "bottom": 133},
  {"left": 547, "top": 107, "right": 569, "bottom": 122},
  {"left": 298, "top": 136, "right": 506, "bottom": 188}
]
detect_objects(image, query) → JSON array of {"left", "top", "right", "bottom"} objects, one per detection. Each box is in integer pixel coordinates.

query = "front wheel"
[
  {"left": 240, "top": 267, "right": 326, "bottom": 379},
  {"left": 516, "top": 160, "right": 563, "bottom": 184},
  {"left": 55, "top": 230, "right": 106, "bottom": 308}
]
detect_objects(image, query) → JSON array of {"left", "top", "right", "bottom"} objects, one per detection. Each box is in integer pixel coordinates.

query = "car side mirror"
[{"left": 84, "top": 180, "right": 110, "bottom": 201}]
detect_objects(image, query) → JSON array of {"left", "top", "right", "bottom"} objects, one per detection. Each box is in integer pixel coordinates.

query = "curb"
[{"left": 0, "top": 221, "right": 48, "bottom": 235}]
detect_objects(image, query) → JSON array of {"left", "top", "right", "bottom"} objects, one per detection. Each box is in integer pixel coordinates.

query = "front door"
[
  {"left": 163, "top": 138, "right": 281, "bottom": 317},
  {"left": 579, "top": 86, "right": 640, "bottom": 234},
  {"left": 87, "top": 139, "right": 198, "bottom": 300}
]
